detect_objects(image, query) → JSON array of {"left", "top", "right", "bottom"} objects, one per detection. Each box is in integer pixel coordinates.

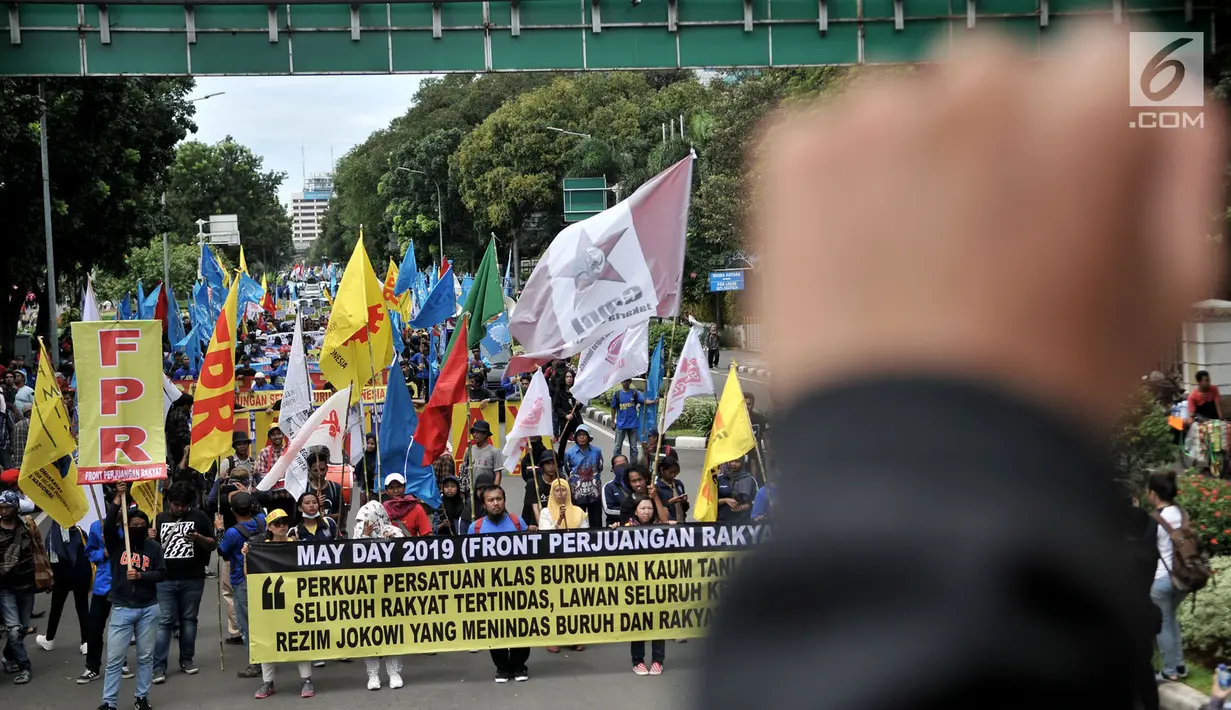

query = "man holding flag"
[{"left": 694, "top": 366, "right": 756, "bottom": 523}]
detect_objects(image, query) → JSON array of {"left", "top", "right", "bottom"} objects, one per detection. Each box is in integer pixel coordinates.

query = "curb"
[
  {"left": 735, "top": 364, "right": 771, "bottom": 380},
  {"left": 579, "top": 406, "right": 708, "bottom": 450},
  {"left": 1159, "top": 681, "right": 1206, "bottom": 710}
]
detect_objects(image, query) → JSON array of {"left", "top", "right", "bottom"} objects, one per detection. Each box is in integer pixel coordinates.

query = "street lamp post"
[
  {"left": 396, "top": 167, "right": 444, "bottom": 259},
  {"left": 38, "top": 82, "right": 58, "bottom": 366}
]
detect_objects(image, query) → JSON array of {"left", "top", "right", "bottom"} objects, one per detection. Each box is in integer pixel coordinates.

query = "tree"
[
  {"left": 0, "top": 78, "right": 195, "bottom": 353},
  {"left": 163, "top": 138, "right": 293, "bottom": 275},
  {"left": 93, "top": 237, "right": 199, "bottom": 306}
]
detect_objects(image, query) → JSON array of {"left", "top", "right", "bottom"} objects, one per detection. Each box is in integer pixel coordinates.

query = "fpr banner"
[
  {"left": 72, "top": 321, "right": 168, "bottom": 484},
  {"left": 244, "top": 523, "right": 767, "bottom": 662}
]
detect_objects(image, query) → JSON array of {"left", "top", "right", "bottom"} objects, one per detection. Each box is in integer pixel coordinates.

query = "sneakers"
[
  {"left": 133, "top": 697, "right": 152, "bottom": 710},
  {"left": 255, "top": 682, "right": 276, "bottom": 700},
  {"left": 152, "top": 670, "right": 167, "bottom": 685},
  {"left": 98, "top": 705, "right": 117, "bottom": 710},
  {"left": 514, "top": 669, "right": 529, "bottom": 682},
  {"left": 389, "top": 672, "right": 403, "bottom": 689},
  {"left": 35, "top": 634, "right": 54, "bottom": 651},
  {"left": 180, "top": 662, "right": 199, "bottom": 675},
  {"left": 633, "top": 662, "right": 649, "bottom": 676},
  {"left": 14, "top": 670, "right": 31, "bottom": 684},
  {"left": 224, "top": 636, "right": 244, "bottom": 645},
  {"left": 1177, "top": 665, "right": 1190, "bottom": 679},
  {"left": 494, "top": 671, "right": 511, "bottom": 684},
  {"left": 237, "top": 664, "right": 262, "bottom": 679},
  {"left": 3, "top": 661, "right": 19, "bottom": 674},
  {"left": 650, "top": 662, "right": 663, "bottom": 676},
  {"left": 546, "top": 646, "right": 560, "bottom": 653},
  {"left": 312, "top": 660, "right": 326, "bottom": 668},
  {"left": 76, "top": 669, "right": 101, "bottom": 684},
  {"left": 122, "top": 666, "right": 135, "bottom": 680},
  {"left": 367, "top": 675, "right": 381, "bottom": 691},
  {"left": 300, "top": 679, "right": 314, "bottom": 698}
]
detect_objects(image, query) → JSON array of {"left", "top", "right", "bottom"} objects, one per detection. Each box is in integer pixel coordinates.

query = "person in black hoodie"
[
  {"left": 99, "top": 487, "right": 166, "bottom": 710},
  {"left": 436, "top": 475, "right": 472, "bottom": 536},
  {"left": 37, "top": 521, "right": 91, "bottom": 655}
]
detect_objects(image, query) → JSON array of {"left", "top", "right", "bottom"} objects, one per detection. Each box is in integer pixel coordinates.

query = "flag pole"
[
  {"left": 361, "top": 336, "right": 384, "bottom": 503},
  {"left": 648, "top": 318, "right": 682, "bottom": 523},
  {"left": 215, "top": 455, "right": 225, "bottom": 671}
]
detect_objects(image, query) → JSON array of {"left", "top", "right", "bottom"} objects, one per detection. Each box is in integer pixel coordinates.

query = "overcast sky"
[{"left": 187, "top": 75, "right": 433, "bottom": 207}]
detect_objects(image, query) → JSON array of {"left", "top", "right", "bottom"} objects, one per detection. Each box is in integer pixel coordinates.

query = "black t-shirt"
[
  {"left": 154, "top": 509, "right": 213, "bottom": 579},
  {"left": 522, "top": 473, "right": 558, "bottom": 522}
]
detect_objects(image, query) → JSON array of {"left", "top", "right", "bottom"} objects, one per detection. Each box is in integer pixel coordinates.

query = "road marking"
[
  {"left": 36, "top": 511, "right": 47, "bottom": 525},
  {"left": 711, "top": 368, "right": 771, "bottom": 386}
]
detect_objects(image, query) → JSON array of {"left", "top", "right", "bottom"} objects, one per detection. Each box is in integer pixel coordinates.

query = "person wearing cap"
[
  {"left": 99, "top": 483, "right": 167, "bottom": 710},
  {"left": 0, "top": 488, "right": 43, "bottom": 685},
  {"left": 435, "top": 475, "right": 471, "bottom": 537},
  {"left": 564, "top": 425, "right": 604, "bottom": 529},
  {"left": 521, "top": 448, "right": 561, "bottom": 526},
  {"left": 255, "top": 422, "right": 287, "bottom": 485},
  {"left": 251, "top": 372, "right": 275, "bottom": 392},
  {"left": 381, "top": 473, "right": 431, "bottom": 537},
  {"left": 218, "top": 430, "right": 255, "bottom": 483},
  {"left": 218, "top": 491, "right": 267, "bottom": 680},
  {"left": 245, "top": 508, "right": 315, "bottom": 699},
  {"left": 11, "top": 371, "right": 32, "bottom": 412},
  {"left": 461, "top": 420, "right": 504, "bottom": 514},
  {"left": 0, "top": 469, "right": 34, "bottom": 514}
]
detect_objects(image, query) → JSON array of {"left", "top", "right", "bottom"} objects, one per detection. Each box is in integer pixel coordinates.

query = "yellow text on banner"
[
  {"left": 71, "top": 321, "right": 168, "bottom": 485},
  {"left": 245, "top": 523, "right": 766, "bottom": 662}
]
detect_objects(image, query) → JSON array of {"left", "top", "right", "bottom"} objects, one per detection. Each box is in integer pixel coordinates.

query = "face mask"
[
  {"left": 128, "top": 526, "right": 149, "bottom": 544},
  {"left": 302, "top": 511, "right": 320, "bottom": 520}
]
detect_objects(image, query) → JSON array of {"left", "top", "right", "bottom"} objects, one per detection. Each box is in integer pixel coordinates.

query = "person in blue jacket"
[
  {"left": 610, "top": 379, "right": 645, "bottom": 461},
  {"left": 564, "top": 426, "right": 604, "bottom": 529},
  {"left": 218, "top": 492, "right": 266, "bottom": 680}
]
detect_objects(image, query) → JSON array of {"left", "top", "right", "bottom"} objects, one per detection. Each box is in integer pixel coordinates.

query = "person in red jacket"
[{"left": 380, "top": 474, "right": 432, "bottom": 536}]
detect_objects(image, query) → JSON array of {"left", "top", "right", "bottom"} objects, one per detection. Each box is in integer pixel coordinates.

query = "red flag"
[
  {"left": 507, "top": 154, "right": 694, "bottom": 373},
  {"left": 418, "top": 314, "right": 471, "bottom": 464},
  {"left": 260, "top": 290, "right": 275, "bottom": 315},
  {"left": 153, "top": 283, "right": 169, "bottom": 333}
]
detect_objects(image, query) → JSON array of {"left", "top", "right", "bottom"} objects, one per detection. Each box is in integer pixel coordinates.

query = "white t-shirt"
[{"left": 1155, "top": 505, "right": 1184, "bottom": 580}]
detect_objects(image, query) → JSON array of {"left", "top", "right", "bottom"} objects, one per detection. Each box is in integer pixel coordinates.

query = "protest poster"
[
  {"left": 72, "top": 321, "right": 168, "bottom": 484},
  {"left": 245, "top": 523, "right": 767, "bottom": 662}
]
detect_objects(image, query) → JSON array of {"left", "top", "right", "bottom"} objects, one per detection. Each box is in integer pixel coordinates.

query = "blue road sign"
[{"left": 708, "top": 270, "right": 745, "bottom": 293}]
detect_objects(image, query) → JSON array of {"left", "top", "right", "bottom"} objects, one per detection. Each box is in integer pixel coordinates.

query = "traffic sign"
[{"left": 708, "top": 270, "right": 744, "bottom": 293}]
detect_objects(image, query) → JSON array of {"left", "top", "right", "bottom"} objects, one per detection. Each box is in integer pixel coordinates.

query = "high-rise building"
[{"left": 290, "top": 173, "right": 334, "bottom": 253}]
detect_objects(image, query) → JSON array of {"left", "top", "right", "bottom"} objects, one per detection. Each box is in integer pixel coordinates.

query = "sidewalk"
[{"left": 717, "top": 349, "right": 771, "bottom": 379}]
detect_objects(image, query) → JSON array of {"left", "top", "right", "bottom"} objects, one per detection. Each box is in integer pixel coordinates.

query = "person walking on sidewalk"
[
  {"left": 151, "top": 482, "right": 216, "bottom": 683},
  {"left": 0, "top": 489, "right": 45, "bottom": 685},
  {"left": 99, "top": 487, "right": 166, "bottom": 710},
  {"left": 610, "top": 379, "right": 645, "bottom": 462},
  {"left": 78, "top": 491, "right": 136, "bottom": 685},
  {"left": 706, "top": 324, "right": 721, "bottom": 369},
  {"left": 36, "top": 520, "right": 91, "bottom": 657}
]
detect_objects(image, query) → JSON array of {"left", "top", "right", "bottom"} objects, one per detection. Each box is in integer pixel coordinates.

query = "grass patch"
[
  {"left": 1184, "top": 663, "right": 1214, "bottom": 694},
  {"left": 666, "top": 428, "right": 706, "bottom": 438}
]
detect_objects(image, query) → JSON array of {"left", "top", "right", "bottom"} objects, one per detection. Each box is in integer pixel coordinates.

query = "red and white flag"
[
  {"left": 508, "top": 154, "right": 694, "bottom": 372},
  {"left": 502, "top": 370, "right": 555, "bottom": 473},
  {"left": 571, "top": 321, "right": 650, "bottom": 404},
  {"left": 256, "top": 386, "right": 352, "bottom": 499},
  {"left": 662, "top": 329, "right": 714, "bottom": 433}
]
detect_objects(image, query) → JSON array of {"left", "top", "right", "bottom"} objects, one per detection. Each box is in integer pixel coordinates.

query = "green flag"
[{"left": 458, "top": 238, "right": 505, "bottom": 350}]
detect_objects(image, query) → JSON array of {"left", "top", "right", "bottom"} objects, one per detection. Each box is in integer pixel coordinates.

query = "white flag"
[
  {"left": 81, "top": 276, "right": 100, "bottom": 322},
  {"left": 347, "top": 403, "right": 364, "bottom": 466},
  {"left": 279, "top": 312, "right": 312, "bottom": 439},
  {"left": 502, "top": 370, "right": 556, "bottom": 473},
  {"left": 571, "top": 321, "right": 650, "bottom": 404},
  {"left": 257, "top": 386, "right": 352, "bottom": 500},
  {"left": 662, "top": 329, "right": 714, "bottom": 433},
  {"left": 162, "top": 375, "right": 184, "bottom": 418}
]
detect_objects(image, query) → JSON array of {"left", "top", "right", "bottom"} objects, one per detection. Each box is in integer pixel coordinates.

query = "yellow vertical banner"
[
  {"left": 71, "top": 321, "right": 168, "bottom": 485},
  {"left": 253, "top": 410, "right": 273, "bottom": 453},
  {"left": 449, "top": 402, "right": 502, "bottom": 464},
  {"left": 18, "top": 339, "right": 87, "bottom": 527},
  {"left": 131, "top": 480, "right": 160, "bottom": 518}
]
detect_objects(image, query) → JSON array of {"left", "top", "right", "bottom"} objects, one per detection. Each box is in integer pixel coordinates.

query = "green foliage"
[
  {"left": 648, "top": 320, "right": 689, "bottom": 365},
  {"left": 94, "top": 236, "right": 199, "bottom": 304},
  {"left": 1110, "top": 386, "right": 1178, "bottom": 494},
  {"left": 0, "top": 78, "right": 194, "bottom": 351},
  {"left": 1175, "top": 474, "right": 1231, "bottom": 558},
  {"left": 1178, "top": 554, "right": 1231, "bottom": 663},
  {"left": 672, "top": 398, "right": 716, "bottom": 435}
]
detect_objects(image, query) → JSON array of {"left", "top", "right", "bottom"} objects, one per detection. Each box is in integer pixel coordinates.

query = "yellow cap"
[{"left": 266, "top": 509, "right": 290, "bottom": 525}]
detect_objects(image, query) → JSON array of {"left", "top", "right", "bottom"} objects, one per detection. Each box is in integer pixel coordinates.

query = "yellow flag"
[
  {"left": 383, "top": 259, "right": 401, "bottom": 314},
  {"left": 239, "top": 246, "right": 249, "bottom": 274},
  {"left": 216, "top": 252, "right": 231, "bottom": 287},
  {"left": 694, "top": 365, "right": 757, "bottom": 522},
  {"left": 18, "top": 339, "right": 87, "bottom": 527},
  {"left": 322, "top": 286, "right": 334, "bottom": 306},
  {"left": 320, "top": 237, "right": 393, "bottom": 402},
  {"left": 131, "top": 480, "right": 160, "bottom": 519},
  {"left": 189, "top": 278, "right": 240, "bottom": 471}
]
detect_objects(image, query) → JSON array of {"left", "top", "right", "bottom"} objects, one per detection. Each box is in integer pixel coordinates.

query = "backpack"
[
  {"left": 1151, "top": 507, "right": 1212, "bottom": 593},
  {"left": 232, "top": 519, "right": 267, "bottom": 542},
  {"left": 473, "top": 514, "right": 523, "bottom": 534}
]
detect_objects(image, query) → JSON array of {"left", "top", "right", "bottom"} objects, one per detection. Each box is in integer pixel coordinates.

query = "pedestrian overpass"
[{"left": 0, "top": 0, "right": 1213, "bottom": 76}]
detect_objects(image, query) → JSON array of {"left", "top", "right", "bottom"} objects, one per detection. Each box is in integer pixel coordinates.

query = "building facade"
[{"left": 290, "top": 173, "right": 334, "bottom": 253}]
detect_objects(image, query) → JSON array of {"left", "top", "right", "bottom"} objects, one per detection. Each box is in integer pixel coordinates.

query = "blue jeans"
[
  {"left": 1151, "top": 576, "right": 1187, "bottom": 675},
  {"left": 103, "top": 604, "right": 158, "bottom": 706},
  {"left": 154, "top": 578, "right": 205, "bottom": 673},
  {"left": 0, "top": 586, "right": 35, "bottom": 671},
  {"left": 613, "top": 427, "right": 639, "bottom": 462},
  {"left": 234, "top": 579, "right": 251, "bottom": 665}
]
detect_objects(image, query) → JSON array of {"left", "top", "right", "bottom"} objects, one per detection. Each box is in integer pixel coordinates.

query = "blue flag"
[
  {"left": 410, "top": 267, "right": 456, "bottom": 329},
  {"left": 479, "top": 311, "right": 510, "bottom": 360},
  {"left": 136, "top": 281, "right": 147, "bottom": 319},
  {"left": 118, "top": 292, "right": 132, "bottom": 321},
  {"left": 458, "top": 275, "right": 474, "bottom": 308},
  {"left": 236, "top": 272, "right": 265, "bottom": 313},
  {"left": 166, "top": 284, "right": 187, "bottom": 346},
  {"left": 191, "top": 282, "right": 212, "bottom": 343},
  {"left": 640, "top": 335, "right": 665, "bottom": 442},
  {"left": 379, "top": 356, "right": 439, "bottom": 507},
  {"left": 140, "top": 284, "right": 159, "bottom": 320},
  {"left": 390, "top": 310, "right": 405, "bottom": 357},
  {"left": 173, "top": 326, "right": 201, "bottom": 376},
  {"left": 394, "top": 241, "right": 417, "bottom": 296},
  {"left": 427, "top": 328, "right": 440, "bottom": 398},
  {"left": 201, "top": 244, "right": 227, "bottom": 293}
]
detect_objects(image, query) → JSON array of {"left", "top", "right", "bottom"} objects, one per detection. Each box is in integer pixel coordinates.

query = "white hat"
[
  {"left": 384, "top": 473, "right": 406, "bottom": 486},
  {"left": 255, "top": 372, "right": 266, "bottom": 380}
]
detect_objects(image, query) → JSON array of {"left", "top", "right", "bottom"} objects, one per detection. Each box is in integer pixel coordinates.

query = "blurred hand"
[{"left": 756, "top": 25, "right": 1226, "bottom": 428}]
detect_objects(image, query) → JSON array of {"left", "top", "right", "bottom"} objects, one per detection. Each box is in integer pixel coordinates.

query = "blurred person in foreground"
[{"left": 699, "top": 25, "right": 1228, "bottom": 710}]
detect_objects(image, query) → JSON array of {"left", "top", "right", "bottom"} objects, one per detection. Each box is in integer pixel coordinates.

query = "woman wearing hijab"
[
  {"left": 436, "top": 475, "right": 471, "bottom": 537},
  {"left": 538, "top": 479, "right": 588, "bottom": 531},
  {"left": 352, "top": 502, "right": 404, "bottom": 691}
]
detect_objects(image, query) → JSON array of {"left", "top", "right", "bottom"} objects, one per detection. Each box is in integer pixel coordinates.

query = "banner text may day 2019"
[{"left": 245, "top": 523, "right": 768, "bottom": 662}]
